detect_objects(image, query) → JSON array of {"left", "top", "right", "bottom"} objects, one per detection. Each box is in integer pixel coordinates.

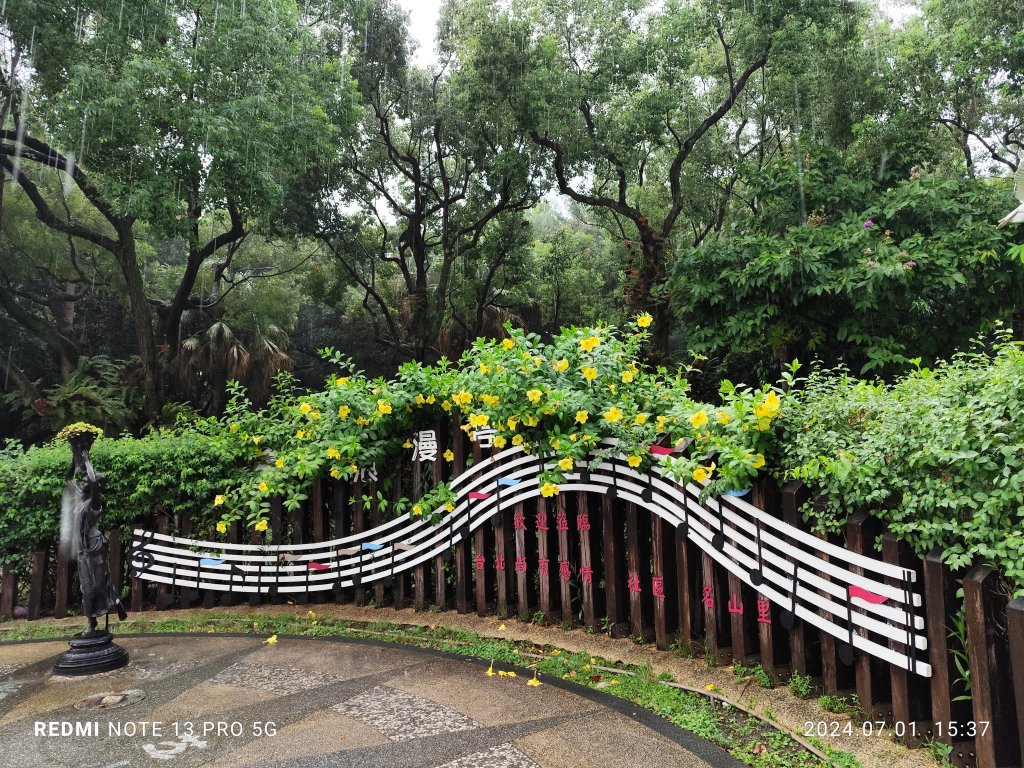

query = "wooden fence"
[{"left": 2, "top": 418, "right": 1022, "bottom": 768}]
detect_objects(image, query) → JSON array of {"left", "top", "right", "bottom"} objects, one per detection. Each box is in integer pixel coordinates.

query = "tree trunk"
[
  {"left": 630, "top": 234, "right": 672, "bottom": 362},
  {"left": 115, "top": 236, "right": 161, "bottom": 421},
  {"left": 47, "top": 282, "right": 78, "bottom": 380}
]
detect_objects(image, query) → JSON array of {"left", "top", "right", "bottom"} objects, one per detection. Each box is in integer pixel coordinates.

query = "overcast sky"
[{"left": 396, "top": 0, "right": 920, "bottom": 68}]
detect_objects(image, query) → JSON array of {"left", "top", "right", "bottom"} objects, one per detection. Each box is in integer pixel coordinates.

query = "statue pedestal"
[{"left": 53, "top": 632, "right": 129, "bottom": 676}]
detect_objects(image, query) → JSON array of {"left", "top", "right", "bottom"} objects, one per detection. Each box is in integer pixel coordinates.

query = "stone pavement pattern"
[{"left": 0, "top": 636, "right": 733, "bottom": 768}]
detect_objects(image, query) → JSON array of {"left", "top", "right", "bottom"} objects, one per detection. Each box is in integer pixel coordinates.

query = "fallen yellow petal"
[
  {"left": 486, "top": 661, "right": 495, "bottom": 677},
  {"left": 498, "top": 624, "right": 507, "bottom": 631},
  {"left": 265, "top": 635, "right": 278, "bottom": 645}
]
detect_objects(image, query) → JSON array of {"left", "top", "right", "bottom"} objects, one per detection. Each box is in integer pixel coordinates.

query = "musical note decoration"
[{"left": 130, "top": 438, "right": 930, "bottom": 677}]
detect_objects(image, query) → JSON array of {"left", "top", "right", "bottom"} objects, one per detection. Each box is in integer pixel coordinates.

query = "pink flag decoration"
[
  {"left": 848, "top": 585, "right": 888, "bottom": 604},
  {"left": 307, "top": 562, "right": 329, "bottom": 571},
  {"left": 649, "top": 445, "right": 675, "bottom": 456},
  {"left": 468, "top": 491, "right": 492, "bottom": 500}
]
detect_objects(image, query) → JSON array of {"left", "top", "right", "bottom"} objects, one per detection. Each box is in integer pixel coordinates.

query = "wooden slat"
[
  {"left": 330, "top": 483, "right": 348, "bottom": 605},
  {"left": 625, "top": 502, "right": 644, "bottom": 639},
  {"left": 601, "top": 494, "right": 627, "bottom": 637},
  {"left": 392, "top": 467, "right": 406, "bottom": 610},
  {"left": 108, "top": 528, "right": 123, "bottom": 597},
  {"left": 727, "top": 569, "right": 748, "bottom": 663},
  {"left": 473, "top": 440, "right": 489, "bottom": 617},
  {"left": 781, "top": 480, "right": 810, "bottom": 675},
  {"left": 750, "top": 482, "right": 776, "bottom": 679},
  {"left": 846, "top": 512, "right": 889, "bottom": 716},
  {"left": 494, "top": 468, "right": 515, "bottom": 618},
  {"left": 247, "top": 524, "right": 264, "bottom": 608},
  {"left": 514, "top": 501, "right": 530, "bottom": 620},
  {"left": 814, "top": 528, "right": 839, "bottom": 694},
  {"left": 370, "top": 478, "right": 385, "bottom": 607},
  {"left": 537, "top": 497, "right": 554, "bottom": 621},
  {"left": 155, "top": 515, "right": 171, "bottom": 610},
  {"left": 651, "top": 514, "right": 676, "bottom": 650},
  {"left": 311, "top": 479, "right": 325, "bottom": 542},
  {"left": 923, "top": 548, "right": 956, "bottom": 744},
  {"left": 0, "top": 562, "right": 15, "bottom": 618},
  {"left": 964, "top": 564, "right": 1020, "bottom": 768},
  {"left": 1007, "top": 598, "right": 1024, "bottom": 763},
  {"left": 352, "top": 478, "right": 365, "bottom": 605},
  {"left": 178, "top": 517, "right": 194, "bottom": 609},
  {"left": 701, "top": 552, "right": 721, "bottom": 660},
  {"left": 675, "top": 524, "right": 694, "bottom": 651},
  {"left": 412, "top": 460, "right": 426, "bottom": 610},
  {"left": 883, "top": 533, "right": 929, "bottom": 734},
  {"left": 452, "top": 416, "right": 468, "bottom": 614},
  {"left": 27, "top": 549, "right": 47, "bottom": 621},
  {"left": 557, "top": 492, "right": 573, "bottom": 627},
  {"left": 578, "top": 494, "right": 596, "bottom": 631}
]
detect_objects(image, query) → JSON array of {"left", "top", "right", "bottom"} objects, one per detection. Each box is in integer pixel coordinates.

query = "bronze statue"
[{"left": 54, "top": 425, "right": 129, "bottom": 674}]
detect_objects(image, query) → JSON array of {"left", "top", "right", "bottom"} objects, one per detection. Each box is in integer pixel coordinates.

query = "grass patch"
[{"left": 3, "top": 612, "right": 859, "bottom": 768}]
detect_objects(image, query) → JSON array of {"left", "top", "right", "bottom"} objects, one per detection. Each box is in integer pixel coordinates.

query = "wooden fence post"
[
  {"left": 577, "top": 494, "right": 596, "bottom": 631},
  {"left": 601, "top": 494, "right": 628, "bottom": 637},
  {"left": 846, "top": 511, "right": 890, "bottom": 717},
  {"left": 451, "top": 417, "right": 469, "bottom": 614},
  {"left": 27, "top": 549, "right": 47, "bottom": 621},
  {"left": 53, "top": 545, "right": 70, "bottom": 619},
  {"left": 473, "top": 440, "right": 491, "bottom": 617},
  {"left": 963, "top": 564, "right": 1019, "bottom": 768},
  {"left": 651, "top": 514, "right": 677, "bottom": 650},
  {"left": 537, "top": 497, "right": 555, "bottom": 621},
  {"left": 1007, "top": 598, "right": 1024, "bottom": 763},
  {"left": 0, "top": 562, "right": 15, "bottom": 618},
  {"left": 556, "top": 492, "right": 573, "bottom": 627},
  {"left": 781, "top": 481, "right": 810, "bottom": 676}
]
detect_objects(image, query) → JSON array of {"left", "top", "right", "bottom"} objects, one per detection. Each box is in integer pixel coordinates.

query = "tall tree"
[{"left": 1, "top": 0, "right": 358, "bottom": 418}]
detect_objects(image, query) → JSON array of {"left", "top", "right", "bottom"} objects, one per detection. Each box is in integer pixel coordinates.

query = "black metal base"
[{"left": 53, "top": 631, "right": 129, "bottom": 676}]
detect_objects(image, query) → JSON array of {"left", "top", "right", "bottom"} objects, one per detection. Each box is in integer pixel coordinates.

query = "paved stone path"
[{"left": 0, "top": 635, "right": 739, "bottom": 768}]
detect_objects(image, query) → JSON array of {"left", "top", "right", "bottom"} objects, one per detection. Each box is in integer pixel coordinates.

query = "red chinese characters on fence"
[
  {"left": 702, "top": 585, "right": 714, "bottom": 609},
  {"left": 474, "top": 553, "right": 485, "bottom": 571},
  {"left": 536, "top": 511, "right": 549, "bottom": 531},
  {"left": 576, "top": 512, "right": 591, "bottom": 531},
  {"left": 652, "top": 576, "right": 665, "bottom": 599},
  {"left": 538, "top": 557, "right": 549, "bottom": 575},
  {"left": 495, "top": 555, "right": 505, "bottom": 571},
  {"left": 580, "top": 565, "right": 593, "bottom": 584},
  {"left": 757, "top": 598, "right": 771, "bottom": 624},
  {"left": 513, "top": 511, "right": 526, "bottom": 530},
  {"left": 627, "top": 572, "right": 641, "bottom": 593},
  {"left": 514, "top": 556, "right": 527, "bottom": 574},
  {"left": 728, "top": 595, "right": 744, "bottom": 615},
  {"left": 556, "top": 511, "right": 568, "bottom": 531},
  {"left": 558, "top": 560, "right": 572, "bottom": 582}
]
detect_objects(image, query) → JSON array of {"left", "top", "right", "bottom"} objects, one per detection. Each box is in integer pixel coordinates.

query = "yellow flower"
[
  {"left": 498, "top": 670, "right": 508, "bottom": 677},
  {"left": 716, "top": 411, "right": 731, "bottom": 425},
  {"left": 479, "top": 364, "right": 492, "bottom": 374},
  {"left": 413, "top": 504, "right": 423, "bottom": 516},
  {"left": 469, "top": 413, "right": 489, "bottom": 428},
  {"left": 355, "top": 416, "right": 368, "bottom": 425},
  {"left": 528, "top": 672, "right": 542, "bottom": 687},
  {"left": 752, "top": 453, "right": 766, "bottom": 469},
  {"left": 552, "top": 358, "right": 569, "bottom": 372},
  {"left": 755, "top": 404, "right": 773, "bottom": 419},
  {"left": 763, "top": 390, "right": 781, "bottom": 412},
  {"left": 705, "top": 683, "right": 716, "bottom": 691},
  {"left": 349, "top": 463, "right": 358, "bottom": 473},
  {"left": 444, "top": 502, "right": 454, "bottom": 512},
  {"left": 216, "top": 522, "right": 227, "bottom": 534},
  {"left": 558, "top": 457, "right": 574, "bottom": 471},
  {"left": 326, "top": 447, "right": 342, "bottom": 460},
  {"left": 481, "top": 394, "right": 500, "bottom": 407},
  {"left": 335, "top": 376, "right": 350, "bottom": 387},
  {"left": 580, "top": 335, "right": 601, "bottom": 352},
  {"left": 229, "top": 423, "right": 239, "bottom": 432},
  {"left": 310, "top": 411, "right": 321, "bottom": 420},
  {"left": 214, "top": 494, "right": 226, "bottom": 506},
  {"left": 635, "top": 413, "right": 648, "bottom": 425},
  {"left": 581, "top": 366, "right": 598, "bottom": 381},
  {"left": 499, "top": 624, "right": 507, "bottom": 631},
  {"left": 636, "top": 312, "right": 653, "bottom": 328},
  {"left": 526, "top": 389, "right": 543, "bottom": 404},
  {"left": 307, "top": 610, "right": 317, "bottom": 619},
  {"left": 415, "top": 393, "right": 426, "bottom": 405},
  {"left": 507, "top": 416, "right": 519, "bottom": 430},
  {"left": 575, "top": 410, "right": 589, "bottom": 424},
  {"left": 426, "top": 394, "right": 435, "bottom": 404},
  {"left": 300, "top": 402, "right": 312, "bottom": 414},
  {"left": 540, "top": 482, "right": 559, "bottom": 497},
  {"left": 258, "top": 481, "right": 269, "bottom": 493},
  {"left": 275, "top": 458, "right": 285, "bottom": 468},
  {"left": 453, "top": 391, "right": 473, "bottom": 405},
  {"left": 403, "top": 439, "right": 414, "bottom": 449},
  {"left": 627, "top": 455, "right": 641, "bottom": 468},
  {"left": 608, "top": 384, "right": 616, "bottom": 395},
  {"left": 493, "top": 435, "right": 507, "bottom": 449},
  {"left": 330, "top": 467, "right": 340, "bottom": 479},
  {"left": 621, "top": 369, "right": 635, "bottom": 383},
  {"left": 523, "top": 415, "right": 539, "bottom": 427},
  {"left": 692, "top": 463, "right": 716, "bottom": 483},
  {"left": 252, "top": 435, "right": 263, "bottom": 445},
  {"left": 502, "top": 338, "right": 516, "bottom": 349},
  {"left": 295, "top": 429, "right": 306, "bottom": 439},
  {"left": 603, "top": 406, "right": 623, "bottom": 423},
  {"left": 486, "top": 661, "right": 495, "bottom": 677},
  {"left": 255, "top": 520, "right": 269, "bottom": 532},
  {"left": 444, "top": 449, "right": 454, "bottom": 462},
  {"left": 376, "top": 399, "right": 392, "bottom": 415},
  {"left": 512, "top": 434, "right": 525, "bottom": 446},
  {"left": 688, "top": 410, "right": 709, "bottom": 429},
  {"left": 507, "top": 671, "right": 516, "bottom": 678},
  {"left": 551, "top": 649, "right": 560, "bottom": 656},
  {"left": 265, "top": 634, "right": 278, "bottom": 645}
]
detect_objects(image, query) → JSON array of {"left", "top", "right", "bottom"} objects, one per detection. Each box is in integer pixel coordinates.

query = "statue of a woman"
[{"left": 59, "top": 426, "right": 127, "bottom": 636}]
